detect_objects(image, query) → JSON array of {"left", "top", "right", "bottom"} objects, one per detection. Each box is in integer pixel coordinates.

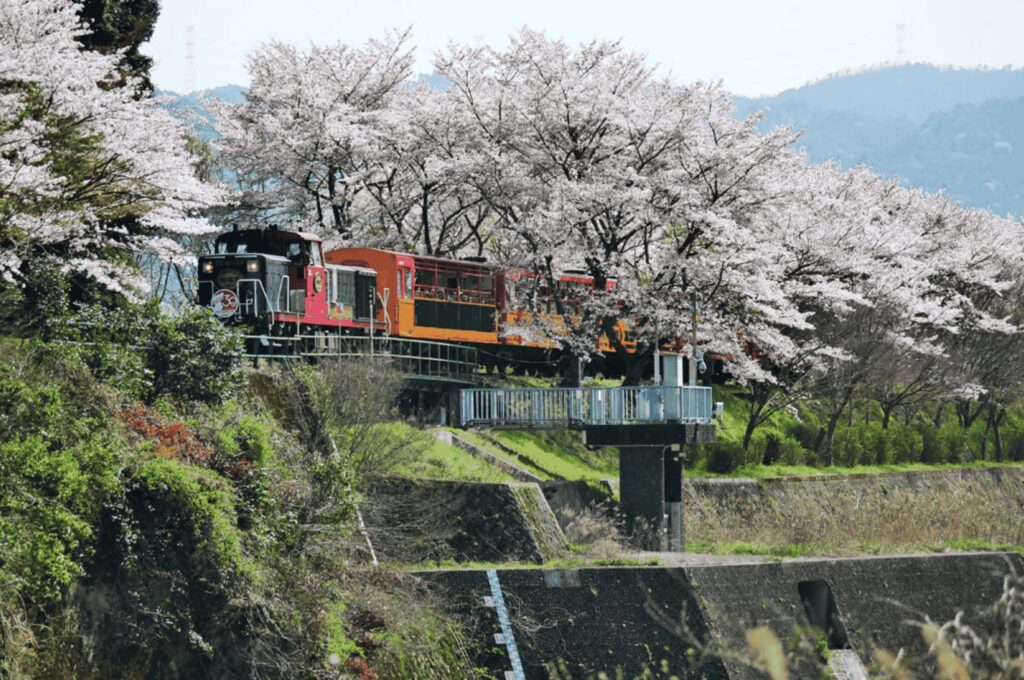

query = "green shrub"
[
  {"left": 51, "top": 303, "right": 154, "bottom": 401},
  {"left": 54, "top": 302, "right": 242, "bottom": 405},
  {"left": 776, "top": 433, "right": 808, "bottom": 466},
  {"left": 213, "top": 409, "right": 277, "bottom": 529},
  {"left": 128, "top": 457, "right": 245, "bottom": 575},
  {"left": 936, "top": 421, "right": 970, "bottom": 463},
  {"left": 215, "top": 411, "right": 274, "bottom": 467},
  {"left": 830, "top": 425, "right": 862, "bottom": 467},
  {"left": 148, "top": 307, "right": 243, "bottom": 405},
  {"left": 918, "top": 422, "right": 941, "bottom": 463},
  {"left": 788, "top": 419, "right": 820, "bottom": 451},
  {"left": 82, "top": 457, "right": 253, "bottom": 676},
  {"left": 888, "top": 425, "right": 923, "bottom": 464},
  {"left": 0, "top": 350, "right": 122, "bottom": 606},
  {"left": 829, "top": 421, "right": 923, "bottom": 467},
  {"left": 1005, "top": 430, "right": 1024, "bottom": 461},
  {"left": 0, "top": 376, "right": 63, "bottom": 442},
  {"left": 760, "top": 433, "right": 783, "bottom": 465},
  {"left": 707, "top": 440, "right": 743, "bottom": 473},
  {"left": 0, "top": 433, "right": 119, "bottom": 605}
]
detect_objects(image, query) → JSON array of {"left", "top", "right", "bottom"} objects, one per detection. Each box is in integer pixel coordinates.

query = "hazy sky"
[{"left": 146, "top": 0, "right": 1024, "bottom": 96}]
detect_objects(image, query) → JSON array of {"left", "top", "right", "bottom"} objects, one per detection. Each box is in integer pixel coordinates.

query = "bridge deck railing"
[
  {"left": 242, "top": 334, "right": 480, "bottom": 382},
  {"left": 459, "top": 385, "right": 713, "bottom": 428}
]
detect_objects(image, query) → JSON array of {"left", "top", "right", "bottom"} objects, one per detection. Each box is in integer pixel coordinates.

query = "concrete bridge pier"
[
  {"left": 616, "top": 445, "right": 684, "bottom": 550},
  {"left": 584, "top": 423, "right": 714, "bottom": 551}
]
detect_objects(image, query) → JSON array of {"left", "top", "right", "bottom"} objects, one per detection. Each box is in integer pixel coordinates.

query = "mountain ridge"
[{"left": 164, "top": 64, "right": 1024, "bottom": 216}]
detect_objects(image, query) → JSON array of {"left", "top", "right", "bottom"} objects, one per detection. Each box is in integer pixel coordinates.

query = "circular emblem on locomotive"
[
  {"left": 313, "top": 271, "right": 324, "bottom": 293},
  {"left": 210, "top": 289, "right": 239, "bottom": 318}
]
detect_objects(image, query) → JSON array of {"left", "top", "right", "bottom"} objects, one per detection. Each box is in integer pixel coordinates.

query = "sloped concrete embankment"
[
  {"left": 363, "top": 477, "right": 565, "bottom": 563},
  {"left": 421, "top": 552, "right": 1023, "bottom": 679}
]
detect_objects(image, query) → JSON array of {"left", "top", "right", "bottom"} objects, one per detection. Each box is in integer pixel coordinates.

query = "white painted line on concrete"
[{"left": 487, "top": 569, "right": 525, "bottom": 680}]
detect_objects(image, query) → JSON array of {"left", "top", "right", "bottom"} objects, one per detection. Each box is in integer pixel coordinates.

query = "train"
[{"left": 197, "top": 226, "right": 634, "bottom": 372}]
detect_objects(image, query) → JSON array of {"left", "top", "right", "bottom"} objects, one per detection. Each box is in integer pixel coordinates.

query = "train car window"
[
  {"left": 407, "top": 258, "right": 499, "bottom": 306},
  {"left": 310, "top": 244, "right": 323, "bottom": 266}
]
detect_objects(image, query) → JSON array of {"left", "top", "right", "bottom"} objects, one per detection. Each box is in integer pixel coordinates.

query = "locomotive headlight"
[
  {"left": 246, "top": 260, "right": 259, "bottom": 273},
  {"left": 201, "top": 260, "right": 214, "bottom": 274}
]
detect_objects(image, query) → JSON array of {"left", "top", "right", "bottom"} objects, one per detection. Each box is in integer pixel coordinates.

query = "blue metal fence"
[{"left": 459, "top": 385, "right": 713, "bottom": 428}]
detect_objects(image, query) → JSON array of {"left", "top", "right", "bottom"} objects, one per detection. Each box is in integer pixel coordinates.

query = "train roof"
[
  {"left": 328, "top": 246, "right": 500, "bottom": 270},
  {"left": 216, "top": 228, "right": 322, "bottom": 243}
]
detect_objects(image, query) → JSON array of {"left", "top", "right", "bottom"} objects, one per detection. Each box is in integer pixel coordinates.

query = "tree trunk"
[
  {"left": 980, "top": 414, "right": 991, "bottom": 460},
  {"left": 990, "top": 404, "right": 1005, "bottom": 462},
  {"left": 881, "top": 404, "right": 894, "bottom": 430},
  {"left": 811, "top": 427, "right": 826, "bottom": 458},
  {"left": 824, "top": 389, "right": 854, "bottom": 467},
  {"left": 933, "top": 403, "right": 944, "bottom": 428},
  {"left": 558, "top": 350, "right": 582, "bottom": 387},
  {"left": 326, "top": 166, "right": 347, "bottom": 235},
  {"left": 824, "top": 412, "right": 842, "bottom": 467},
  {"left": 740, "top": 384, "right": 771, "bottom": 452},
  {"left": 742, "top": 404, "right": 760, "bottom": 452},
  {"left": 620, "top": 344, "right": 651, "bottom": 386}
]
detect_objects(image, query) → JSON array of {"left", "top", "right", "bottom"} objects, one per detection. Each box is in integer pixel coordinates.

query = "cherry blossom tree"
[
  {"left": 214, "top": 31, "right": 414, "bottom": 239},
  {"left": 436, "top": 30, "right": 814, "bottom": 384},
  {"left": 360, "top": 84, "right": 493, "bottom": 256},
  {"left": 0, "top": 0, "right": 222, "bottom": 304}
]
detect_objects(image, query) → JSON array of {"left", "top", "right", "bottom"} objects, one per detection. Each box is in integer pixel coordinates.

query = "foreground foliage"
[{"left": 0, "top": 335, "right": 472, "bottom": 679}]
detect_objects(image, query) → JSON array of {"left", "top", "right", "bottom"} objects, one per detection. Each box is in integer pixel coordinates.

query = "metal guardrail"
[
  {"left": 244, "top": 333, "right": 480, "bottom": 383},
  {"left": 459, "top": 385, "right": 713, "bottom": 428}
]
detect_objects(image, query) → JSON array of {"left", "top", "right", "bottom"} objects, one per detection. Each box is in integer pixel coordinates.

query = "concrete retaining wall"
[
  {"left": 363, "top": 477, "right": 565, "bottom": 564},
  {"left": 686, "top": 466, "right": 1024, "bottom": 517},
  {"left": 421, "top": 552, "right": 1023, "bottom": 679},
  {"left": 543, "top": 468, "right": 1024, "bottom": 546}
]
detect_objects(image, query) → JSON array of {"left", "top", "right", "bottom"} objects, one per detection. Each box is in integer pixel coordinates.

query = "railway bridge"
[
  {"left": 247, "top": 335, "right": 719, "bottom": 549},
  {"left": 458, "top": 355, "right": 719, "bottom": 551},
  {"left": 243, "top": 332, "right": 479, "bottom": 383}
]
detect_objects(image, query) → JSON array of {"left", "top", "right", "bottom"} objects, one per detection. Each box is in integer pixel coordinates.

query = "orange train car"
[
  {"left": 502, "top": 269, "right": 635, "bottom": 354},
  {"left": 325, "top": 247, "right": 503, "bottom": 345}
]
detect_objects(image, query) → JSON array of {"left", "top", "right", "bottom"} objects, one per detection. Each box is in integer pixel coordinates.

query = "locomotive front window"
[{"left": 217, "top": 242, "right": 248, "bottom": 254}]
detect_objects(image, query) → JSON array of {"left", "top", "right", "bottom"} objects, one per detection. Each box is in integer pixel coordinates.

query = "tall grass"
[{"left": 687, "top": 471, "right": 1024, "bottom": 554}]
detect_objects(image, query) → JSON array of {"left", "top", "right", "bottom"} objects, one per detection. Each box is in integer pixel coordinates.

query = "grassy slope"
[
  {"left": 487, "top": 429, "right": 617, "bottom": 482},
  {"left": 390, "top": 424, "right": 514, "bottom": 483},
  {"left": 451, "top": 429, "right": 554, "bottom": 480}
]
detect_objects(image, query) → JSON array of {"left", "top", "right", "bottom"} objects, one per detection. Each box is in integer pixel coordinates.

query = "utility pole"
[
  {"left": 690, "top": 293, "right": 698, "bottom": 387},
  {"left": 653, "top": 322, "right": 661, "bottom": 385}
]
